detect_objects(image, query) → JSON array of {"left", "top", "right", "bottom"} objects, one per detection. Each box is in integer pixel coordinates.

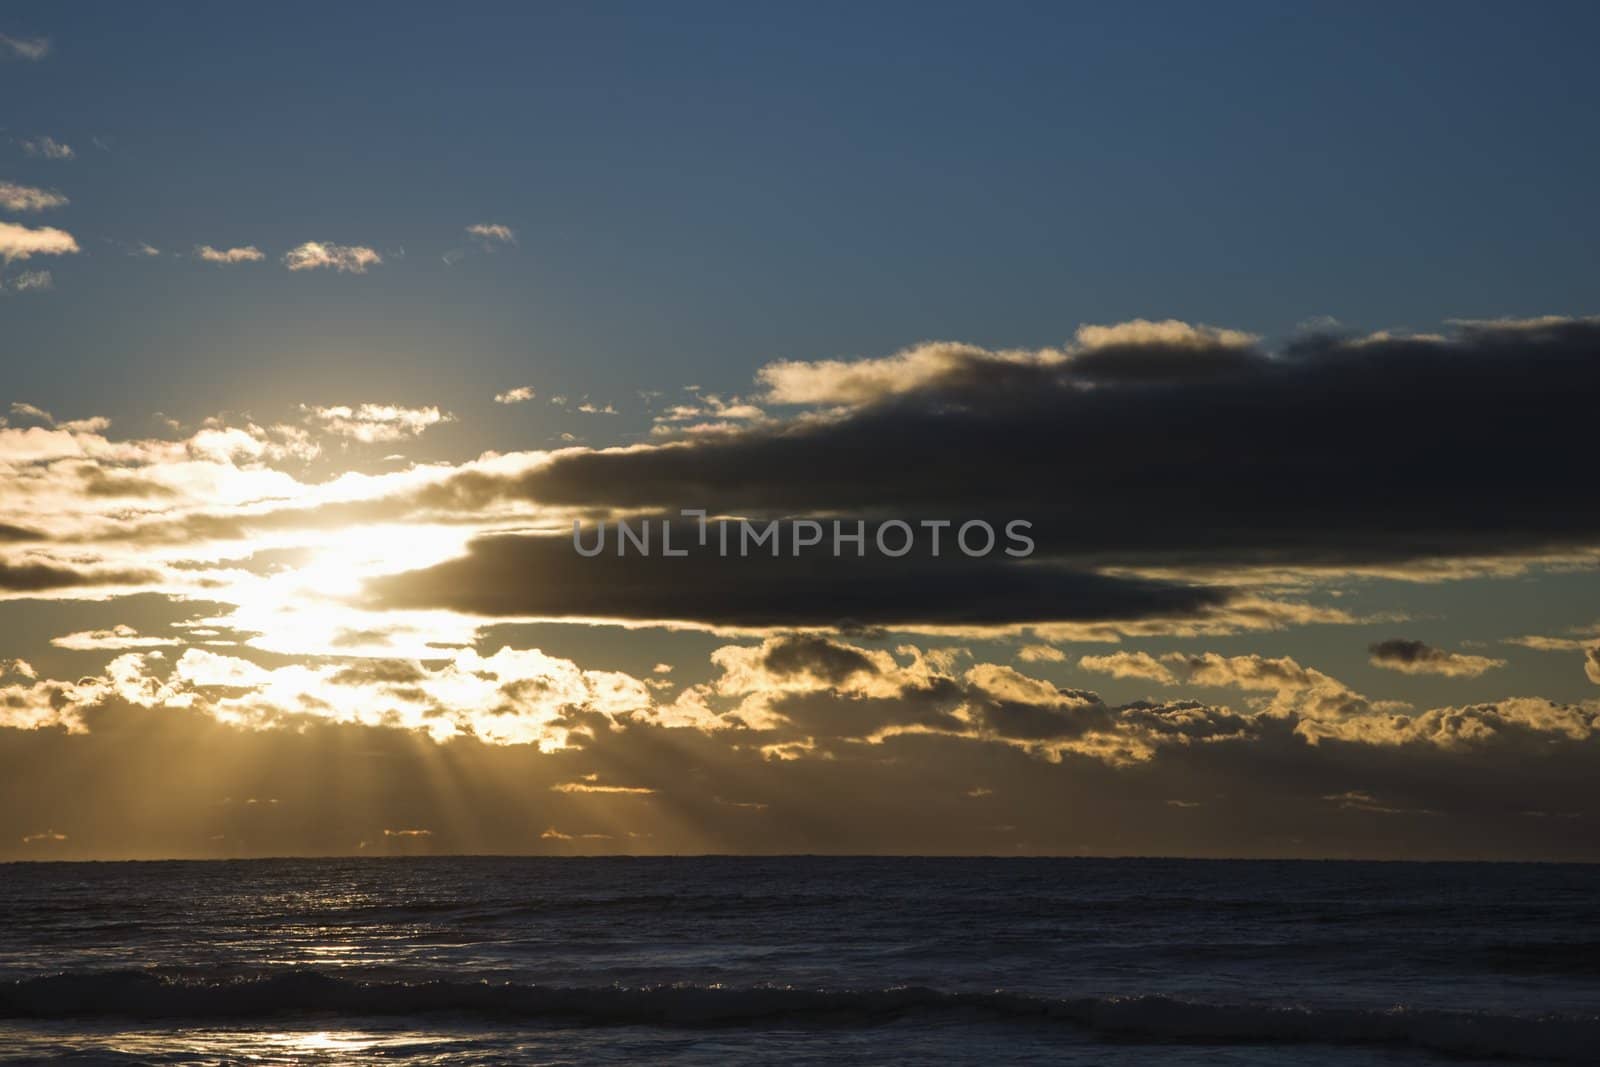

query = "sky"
[{"left": 2, "top": 3, "right": 1598, "bottom": 860}]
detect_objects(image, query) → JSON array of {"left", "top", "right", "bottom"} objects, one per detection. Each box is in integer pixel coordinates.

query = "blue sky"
[{"left": 7, "top": 1, "right": 1599, "bottom": 442}]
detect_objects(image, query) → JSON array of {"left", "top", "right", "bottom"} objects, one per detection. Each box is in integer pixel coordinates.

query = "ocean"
[{"left": 0, "top": 857, "right": 1595, "bottom": 1064}]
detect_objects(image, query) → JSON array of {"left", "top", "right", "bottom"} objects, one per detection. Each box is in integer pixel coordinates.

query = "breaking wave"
[{"left": 2, "top": 971, "right": 1596, "bottom": 1061}]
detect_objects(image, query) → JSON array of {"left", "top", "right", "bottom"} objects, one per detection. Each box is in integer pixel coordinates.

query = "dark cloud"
[
  {"left": 0, "top": 561, "right": 158, "bottom": 592},
  {"left": 77, "top": 465, "right": 178, "bottom": 499},
  {"left": 761, "top": 634, "right": 880, "bottom": 685},
  {"left": 327, "top": 660, "right": 428, "bottom": 686},
  {"left": 455, "top": 319, "right": 1600, "bottom": 570},
  {"left": 1367, "top": 638, "right": 1505, "bottom": 678},
  {"left": 5, "top": 676, "right": 1593, "bottom": 861},
  {"left": 1369, "top": 639, "right": 1444, "bottom": 664},
  {"left": 0, "top": 524, "right": 43, "bottom": 543},
  {"left": 366, "top": 527, "right": 1230, "bottom": 628}
]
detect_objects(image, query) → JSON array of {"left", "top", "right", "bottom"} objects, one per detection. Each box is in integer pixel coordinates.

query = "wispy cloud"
[
  {"left": 300, "top": 403, "right": 451, "bottom": 443},
  {"left": 466, "top": 222, "right": 516, "bottom": 247},
  {"left": 551, "top": 775, "right": 655, "bottom": 795},
  {"left": 0, "top": 34, "right": 50, "bottom": 61},
  {"left": 52, "top": 625, "right": 180, "bottom": 651},
  {"left": 4, "top": 269, "right": 51, "bottom": 292},
  {"left": 495, "top": 386, "right": 536, "bottom": 405},
  {"left": 195, "top": 245, "right": 264, "bottom": 265},
  {"left": 20, "top": 136, "right": 73, "bottom": 160},
  {"left": 283, "top": 241, "right": 381, "bottom": 273},
  {"left": 8, "top": 401, "right": 54, "bottom": 424},
  {"left": 0, "top": 181, "right": 67, "bottom": 212},
  {"left": 0, "top": 221, "right": 78, "bottom": 261}
]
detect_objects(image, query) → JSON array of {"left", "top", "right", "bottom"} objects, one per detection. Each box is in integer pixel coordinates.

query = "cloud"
[
  {"left": 195, "top": 245, "right": 264, "bottom": 264},
  {"left": 20, "top": 136, "right": 73, "bottom": 160},
  {"left": 0, "top": 560, "right": 159, "bottom": 592},
  {"left": 540, "top": 827, "right": 612, "bottom": 841},
  {"left": 484, "top": 317, "right": 1600, "bottom": 579},
  {"left": 756, "top": 322, "right": 1255, "bottom": 407},
  {"left": 21, "top": 831, "right": 66, "bottom": 844},
  {"left": 0, "top": 181, "right": 67, "bottom": 212},
  {"left": 2, "top": 630, "right": 1597, "bottom": 859},
  {"left": 92, "top": 644, "right": 653, "bottom": 746},
  {"left": 3, "top": 269, "right": 51, "bottom": 293},
  {"left": 1587, "top": 647, "right": 1600, "bottom": 686},
  {"left": 300, "top": 403, "right": 451, "bottom": 443},
  {"left": 1507, "top": 634, "right": 1593, "bottom": 652},
  {"left": 8, "top": 402, "right": 54, "bottom": 424},
  {"left": 368, "top": 525, "right": 1231, "bottom": 630},
  {"left": 0, "top": 34, "right": 50, "bottom": 60},
  {"left": 0, "top": 675, "right": 99, "bottom": 732},
  {"left": 1015, "top": 645, "right": 1066, "bottom": 663},
  {"left": 466, "top": 223, "right": 516, "bottom": 246},
  {"left": 282, "top": 242, "right": 381, "bottom": 273},
  {"left": 1368, "top": 639, "right": 1506, "bottom": 678},
  {"left": 381, "top": 828, "right": 432, "bottom": 838},
  {"left": 51, "top": 625, "right": 180, "bottom": 651},
  {"left": 1079, "top": 651, "right": 1175, "bottom": 684},
  {"left": 495, "top": 386, "right": 536, "bottom": 405},
  {"left": 0, "top": 221, "right": 78, "bottom": 261},
  {"left": 550, "top": 779, "right": 655, "bottom": 795},
  {"left": 1321, "top": 791, "right": 1438, "bottom": 816}
]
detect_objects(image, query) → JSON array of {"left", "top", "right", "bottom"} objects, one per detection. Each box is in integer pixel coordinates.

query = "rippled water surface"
[{"left": 1, "top": 857, "right": 1595, "bottom": 1063}]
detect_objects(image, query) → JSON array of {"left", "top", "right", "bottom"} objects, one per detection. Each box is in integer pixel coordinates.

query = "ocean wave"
[{"left": 2, "top": 971, "right": 1595, "bottom": 1061}]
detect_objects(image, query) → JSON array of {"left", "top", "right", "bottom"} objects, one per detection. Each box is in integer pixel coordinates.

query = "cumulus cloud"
[
  {"left": 195, "top": 245, "right": 264, "bottom": 264},
  {"left": 0, "top": 33, "right": 50, "bottom": 60},
  {"left": 282, "top": 241, "right": 381, "bottom": 273},
  {"left": 0, "top": 674, "right": 100, "bottom": 732},
  {"left": 495, "top": 386, "right": 536, "bottom": 405},
  {"left": 0, "top": 221, "right": 78, "bottom": 261},
  {"left": 0, "top": 181, "right": 67, "bottom": 212},
  {"left": 1587, "top": 647, "right": 1600, "bottom": 686},
  {"left": 20, "top": 136, "right": 73, "bottom": 160},
  {"left": 466, "top": 222, "right": 516, "bottom": 246},
  {"left": 1368, "top": 639, "right": 1506, "bottom": 678},
  {"left": 2, "top": 630, "right": 1597, "bottom": 858},
  {"left": 300, "top": 403, "right": 451, "bottom": 443},
  {"left": 690, "top": 635, "right": 1599, "bottom": 766}
]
